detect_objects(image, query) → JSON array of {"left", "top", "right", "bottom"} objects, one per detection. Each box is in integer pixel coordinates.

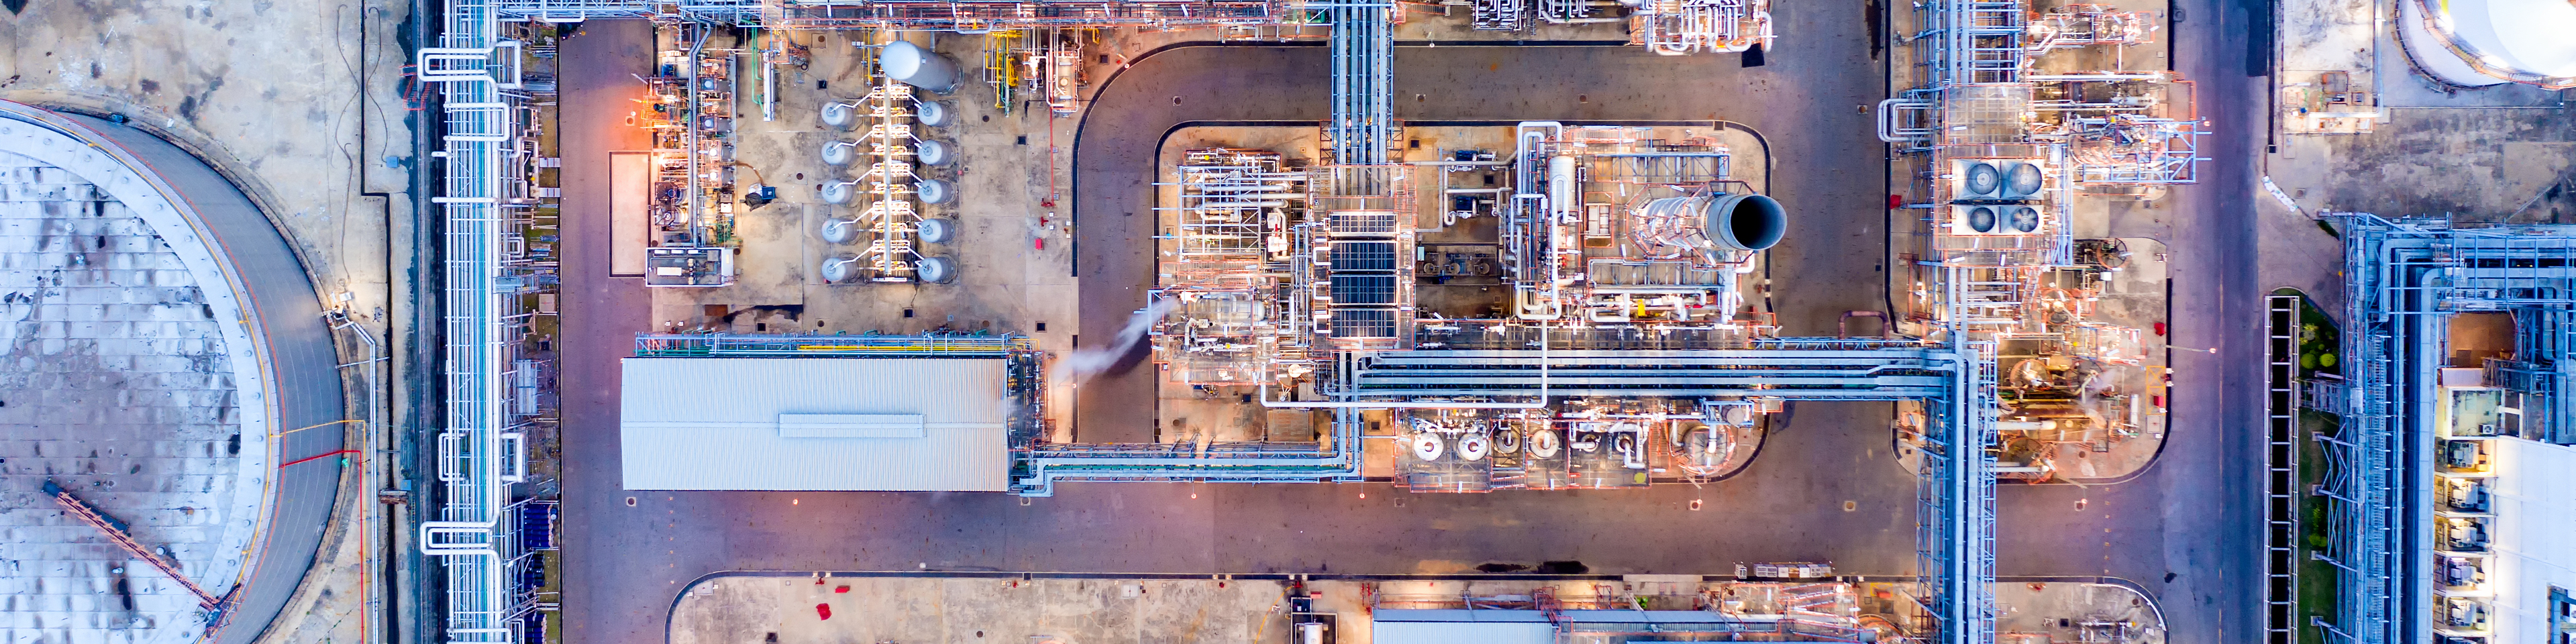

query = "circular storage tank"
[
  {"left": 821, "top": 141, "right": 859, "bottom": 166},
  {"left": 820, "top": 217, "right": 862, "bottom": 244},
  {"left": 879, "top": 42, "right": 961, "bottom": 94},
  {"left": 1703, "top": 193, "right": 1787, "bottom": 252},
  {"left": 915, "top": 255, "right": 959, "bottom": 284},
  {"left": 2397, "top": 0, "right": 2576, "bottom": 89},
  {"left": 915, "top": 101, "right": 954, "bottom": 128},
  {"left": 915, "top": 217, "right": 958, "bottom": 244},
  {"left": 915, "top": 178, "right": 955, "bottom": 205},
  {"left": 821, "top": 182, "right": 860, "bottom": 205},
  {"left": 821, "top": 254, "right": 864, "bottom": 283},
  {"left": 915, "top": 139, "right": 956, "bottom": 166},
  {"left": 820, "top": 102, "right": 861, "bottom": 129}
]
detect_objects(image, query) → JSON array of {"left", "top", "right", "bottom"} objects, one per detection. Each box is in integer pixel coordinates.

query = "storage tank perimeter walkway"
[{"left": 0, "top": 101, "right": 347, "bottom": 644}]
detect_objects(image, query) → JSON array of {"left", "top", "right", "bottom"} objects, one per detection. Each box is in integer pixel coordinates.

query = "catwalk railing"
[
  {"left": 2263, "top": 294, "right": 2301, "bottom": 644},
  {"left": 633, "top": 331, "right": 1033, "bottom": 357}
]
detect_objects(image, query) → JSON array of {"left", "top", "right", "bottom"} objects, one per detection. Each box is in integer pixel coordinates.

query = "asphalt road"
[
  {"left": 556, "top": 0, "right": 2264, "bottom": 636},
  {"left": 1985, "top": 0, "right": 2267, "bottom": 639}
]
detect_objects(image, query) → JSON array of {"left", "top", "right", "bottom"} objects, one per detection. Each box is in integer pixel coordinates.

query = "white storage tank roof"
[{"left": 2398, "top": 0, "right": 2576, "bottom": 89}]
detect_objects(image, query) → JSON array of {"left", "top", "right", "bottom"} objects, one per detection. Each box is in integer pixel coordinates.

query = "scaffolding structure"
[
  {"left": 417, "top": 2, "right": 561, "bottom": 643},
  {"left": 2317, "top": 214, "right": 2576, "bottom": 644},
  {"left": 1631, "top": 0, "right": 1775, "bottom": 55},
  {"left": 637, "top": 24, "right": 741, "bottom": 286},
  {"left": 1865, "top": 0, "right": 2181, "bottom": 597},
  {"left": 2264, "top": 294, "right": 2302, "bottom": 644},
  {"left": 1880, "top": 0, "right": 2200, "bottom": 184},
  {"left": 1152, "top": 149, "right": 1307, "bottom": 384},
  {"left": 1128, "top": 127, "right": 2001, "bottom": 641},
  {"left": 838, "top": 74, "right": 929, "bottom": 282},
  {"left": 1368, "top": 580, "right": 1900, "bottom": 639}
]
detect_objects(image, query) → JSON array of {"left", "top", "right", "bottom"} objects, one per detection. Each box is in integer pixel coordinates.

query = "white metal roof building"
[{"left": 620, "top": 357, "right": 1013, "bottom": 492}]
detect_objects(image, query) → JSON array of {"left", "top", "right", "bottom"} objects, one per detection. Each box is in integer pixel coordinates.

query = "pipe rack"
[
  {"left": 2316, "top": 214, "right": 2576, "bottom": 644},
  {"left": 419, "top": 5, "right": 567, "bottom": 643},
  {"left": 485, "top": 0, "right": 1284, "bottom": 30}
]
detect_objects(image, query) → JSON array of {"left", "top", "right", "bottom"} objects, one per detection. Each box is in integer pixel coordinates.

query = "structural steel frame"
[
  {"left": 419, "top": 2, "right": 556, "bottom": 642},
  {"left": 422, "top": 5, "right": 2007, "bottom": 643},
  {"left": 2263, "top": 294, "right": 2302, "bottom": 644},
  {"left": 2322, "top": 213, "right": 2576, "bottom": 644},
  {"left": 1324, "top": 0, "right": 1395, "bottom": 166},
  {"left": 484, "top": 0, "right": 1284, "bottom": 29}
]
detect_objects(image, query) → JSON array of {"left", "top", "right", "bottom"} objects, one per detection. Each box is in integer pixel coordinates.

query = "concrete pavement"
[
  {"left": 558, "top": 3, "right": 2259, "bottom": 641},
  {"left": 1989, "top": 0, "right": 2269, "bottom": 641}
]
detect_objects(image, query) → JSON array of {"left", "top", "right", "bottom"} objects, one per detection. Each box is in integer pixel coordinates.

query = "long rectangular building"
[{"left": 620, "top": 357, "right": 1013, "bottom": 492}]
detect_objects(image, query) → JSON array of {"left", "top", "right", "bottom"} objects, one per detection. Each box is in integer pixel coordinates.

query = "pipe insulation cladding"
[
  {"left": 820, "top": 218, "right": 862, "bottom": 244},
  {"left": 880, "top": 42, "right": 962, "bottom": 94},
  {"left": 1708, "top": 194, "right": 1786, "bottom": 252},
  {"left": 821, "top": 140, "right": 859, "bottom": 166},
  {"left": 1643, "top": 194, "right": 1786, "bottom": 252},
  {"left": 915, "top": 140, "right": 955, "bottom": 166},
  {"left": 821, "top": 102, "right": 862, "bottom": 129},
  {"left": 821, "top": 254, "right": 864, "bottom": 283},
  {"left": 1548, "top": 155, "right": 1578, "bottom": 222},
  {"left": 916, "top": 218, "right": 958, "bottom": 244},
  {"left": 916, "top": 178, "right": 955, "bottom": 205},
  {"left": 915, "top": 101, "right": 954, "bottom": 128}
]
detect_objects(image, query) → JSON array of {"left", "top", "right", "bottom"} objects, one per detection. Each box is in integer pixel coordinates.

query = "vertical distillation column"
[
  {"left": 1327, "top": 0, "right": 1393, "bottom": 166},
  {"left": 417, "top": 0, "right": 515, "bottom": 641}
]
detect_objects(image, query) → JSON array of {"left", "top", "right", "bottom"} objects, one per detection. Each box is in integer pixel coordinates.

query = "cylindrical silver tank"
[
  {"left": 915, "top": 101, "right": 953, "bottom": 128},
  {"left": 1547, "top": 155, "right": 1577, "bottom": 221},
  {"left": 820, "top": 217, "right": 863, "bottom": 244},
  {"left": 1651, "top": 193, "right": 1785, "bottom": 252},
  {"left": 821, "top": 182, "right": 860, "bottom": 205},
  {"left": 915, "top": 178, "right": 954, "bottom": 205},
  {"left": 915, "top": 140, "right": 955, "bottom": 166},
  {"left": 821, "top": 141, "right": 860, "bottom": 166},
  {"left": 915, "top": 256, "right": 958, "bottom": 284},
  {"left": 821, "top": 254, "right": 864, "bottom": 283},
  {"left": 820, "top": 102, "right": 861, "bottom": 129},
  {"left": 916, "top": 217, "right": 958, "bottom": 244},
  {"left": 879, "top": 42, "right": 960, "bottom": 94}
]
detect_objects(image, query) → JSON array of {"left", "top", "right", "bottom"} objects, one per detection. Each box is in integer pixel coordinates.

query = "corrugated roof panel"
[
  {"left": 619, "top": 358, "right": 1012, "bottom": 491},
  {"left": 1370, "top": 610, "right": 1555, "bottom": 644},
  {"left": 777, "top": 413, "right": 925, "bottom": 438}
]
